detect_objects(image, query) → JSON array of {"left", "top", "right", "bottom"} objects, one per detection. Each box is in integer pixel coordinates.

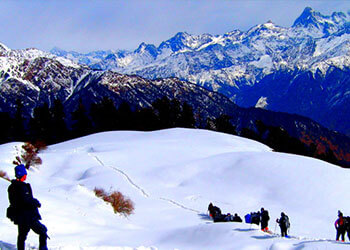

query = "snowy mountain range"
[
  {"left": 0, "top": 42, "right": 228, "bottom": 121},
  {"left": 51, "top": 7, "right": 350, "bottom": 136},
  {"left": 1, "top": 128, "right": 350, "bottom": 249},
  {"left": 1, "top": 37, "right": 350, "bottom": 166}
]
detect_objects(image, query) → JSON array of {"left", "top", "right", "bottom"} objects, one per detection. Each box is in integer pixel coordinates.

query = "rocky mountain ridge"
[
  {"left": 1, "top": 40, "right": 350, "bottom": 166},
  {"left": 51, "top": 7, "right": 350, "bottom": 135}
]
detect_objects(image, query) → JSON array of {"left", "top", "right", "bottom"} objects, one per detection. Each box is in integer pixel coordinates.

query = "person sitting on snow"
[
  {"left": 250, "top": 211, "right": 261, "bottom": 225},
  {"left": 224, "top": 213, "right": 234, "bottom": 222},
  {"left": 232, "top": 213, "right": 242, "bottom": 222},
  {"left": 7, "top": 164, "right": 49, "bottom": 250}
]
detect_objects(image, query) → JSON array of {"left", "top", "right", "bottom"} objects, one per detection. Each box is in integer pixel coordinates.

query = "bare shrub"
[
  {"left": 109, "top": 191, "right": 135, "bottom": 216},
  {"left": 94, "top": 187, "right": 135, "bottom": 216},
  {"left": 13, "top": 142, "right": 43, "bottom": 169},
  {"left": 94, "top": 187, "right": 107, "bottom": 198},
  {"left": 33, "top": 140, "right": 47, "bottom": 151},
  {"left": 0, "top": 170, "right": 10, "bottom": 182}
]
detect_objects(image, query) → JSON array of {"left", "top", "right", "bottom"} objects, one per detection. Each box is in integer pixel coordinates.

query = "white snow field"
[{"left": 0, "top": 128, "right": 349, "bottom": 249}]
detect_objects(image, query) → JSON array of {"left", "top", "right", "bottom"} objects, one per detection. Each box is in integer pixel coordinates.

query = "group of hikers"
[
  {"left": 208, "top": 203, "right": 290, "bottom": 237},
  {"left": 208, "top": 202, "right": 350, "bottom": 241},
  {"left": 335, "top": 210, "right": 350, "bottom": 242},
  {"left": 3, "top": 164, "right": 350, "bottom": 249}
]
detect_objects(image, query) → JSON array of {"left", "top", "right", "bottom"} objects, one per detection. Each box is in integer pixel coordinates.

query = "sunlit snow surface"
[{"left": 0, "top": 128, "right": 349, "bottom": 249}]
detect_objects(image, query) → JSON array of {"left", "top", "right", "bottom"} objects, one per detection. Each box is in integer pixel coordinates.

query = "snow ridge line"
[
  {"left": 89, "top": 153, "right": 201, "bottom": 214},
  {"left": 109, "top": 166, "right": 150, "bottom": 198},
  {"left": 89, "top": 154, "right": 150, "bottom": 198},
  {"left": 159, "top": 197, "right": 200, "bottom": 213}
]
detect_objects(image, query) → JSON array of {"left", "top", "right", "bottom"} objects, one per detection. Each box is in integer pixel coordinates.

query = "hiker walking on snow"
[
  {"left": 7, "top": 164, "right": 48, "bottom": 250},
  {"left": 276, "top": 212, "right": 290, "bottom": 237},
  {"left": 335, "top": 210, "right": 346, "bottom": 242},
  {"left": 260, "top": 207, "right": 270, "bottom": 232}
]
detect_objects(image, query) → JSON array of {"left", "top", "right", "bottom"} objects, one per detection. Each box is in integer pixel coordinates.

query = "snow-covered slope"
[{"left": 0, "top": 128, "right": 349, "bottom": 249}]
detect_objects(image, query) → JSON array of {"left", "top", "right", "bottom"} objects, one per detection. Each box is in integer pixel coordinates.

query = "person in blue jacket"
[{"left": 7, "top": 164, "right": 48, "bottom": 250}]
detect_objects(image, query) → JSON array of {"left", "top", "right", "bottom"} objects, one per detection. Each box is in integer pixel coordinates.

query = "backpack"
[
  {"left": 345, "top": 217, "right": 350, "bottom": 231},
  {"left": 213, "top": 206, "right": 221, "bottom": 217},
  {"left": 245, "top": 213, "right": 251, "bottom": 223},
  {"left": 6, "top": 206, "right": 15, "bottom": 222},
  {"left": 284, "top": 215, "right": 290, "bottom": 229},
  {"left": 261, "top": 210, "right": 270, "bottom": 221}
]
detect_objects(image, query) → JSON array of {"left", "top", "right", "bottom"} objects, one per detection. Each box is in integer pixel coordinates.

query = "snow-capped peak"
[
  {"left": 0, "top": 43, "right": 10, "bottom": 52},
  {"left": 293, "top": 7, "right": 349, "bottom": 36},
  {"left": 134, "top": 42, "right": 158, "bottom": 58}
]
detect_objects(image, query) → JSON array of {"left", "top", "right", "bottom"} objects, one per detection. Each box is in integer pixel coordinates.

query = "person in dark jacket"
[
  {"left": 250, "top": 211, "right": 261, "bottom": 225},
  {"left": 232, "top": 213, "right": 243, "bottom": 222},
  {"left": 276, "top": 212, "right": 290, "bottom": 237},
  {"left": 344, "top": 216, "right": 350, "bottom": 241},
  {"left": 208, "top": 203, "right": 222, "bottom": 218},
  {"left": 260, "top": 207, "right": 270, "bottom": 232},
  {"left": 7, "top": 164, "right": 48, "bottom": 250},
  {"left": 335, "top": 211, "right": 345, "bottom": 242}
]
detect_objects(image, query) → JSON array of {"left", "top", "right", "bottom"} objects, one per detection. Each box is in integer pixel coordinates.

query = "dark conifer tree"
[
  {"left": 71, "top": 100, "right": 93, "bottom": 138},
  {"left": 50, "top": 99, "right": 69, "bottom": 143},
  {"left": 0, "top": 112, "right": 13, "bottom": 143},
  {"left": 135, "top": 107, "right": 160, "bottom": 131},
  {"left": 177, "top": 102, "right": 195, "bottom": 128},
  {"left": 153, "top": 97, "right": 172, "bottom": 128},
  {"left": 116, "top": 101, "right": 134, "bottom": 130},
  {"left": 318, "top": 149, "right": 339, "bottom": 165},
  {"left": 29, "top": 103, "right": 51, "bottom": 143},
  {"left": 90, "top": 97, "right": 119, "bottom": 132},
  {"left": 214, "top": 115, "right": 237, "bottom": 135},
  {"left": 153, "top": 97, "right": 183, "bottom": 128},
  {"left": 169, "top": 99, "right": 182, "bottom": 127}
]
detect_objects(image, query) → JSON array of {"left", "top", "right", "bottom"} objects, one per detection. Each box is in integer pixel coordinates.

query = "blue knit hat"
[{"left": 15, "top": 164, "right": 27, "bottom": 178}]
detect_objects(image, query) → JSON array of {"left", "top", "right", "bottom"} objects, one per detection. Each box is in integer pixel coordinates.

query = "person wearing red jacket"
[{"left": 335, "top": 211, "right": 345, "bottom": 242}]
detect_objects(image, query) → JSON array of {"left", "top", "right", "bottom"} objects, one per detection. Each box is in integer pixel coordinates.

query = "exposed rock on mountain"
[{"left": 51, "top": 7, "right": 350, "bottom": 135}]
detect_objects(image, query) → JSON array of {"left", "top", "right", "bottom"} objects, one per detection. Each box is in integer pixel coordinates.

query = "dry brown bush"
[
  {"left": 0, "top": 170, "right": 10, "bottom": 182},
  {"left": 94, "top": 187, "right": 135, "bottom": 216},
  {"left": 13, "top": 142, "right": 43, "bottom": 169},
  {"left": 94, "top": 187, "right": 107, "bottom": 198},
  {"left": 33, "top": 140, "right": 48, "bottom": 151},
  {"left": 109, "top": 191, "right": 135, "bottom": 215}
]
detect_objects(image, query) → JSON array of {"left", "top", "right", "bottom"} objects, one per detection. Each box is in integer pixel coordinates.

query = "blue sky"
[{"left": 1, "top": 0, "right": 350, "bottom": 53}]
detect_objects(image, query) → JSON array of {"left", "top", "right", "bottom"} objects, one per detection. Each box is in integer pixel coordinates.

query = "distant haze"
[{"left": 1, "top": 0, "right": 350, "bottom": 52}]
